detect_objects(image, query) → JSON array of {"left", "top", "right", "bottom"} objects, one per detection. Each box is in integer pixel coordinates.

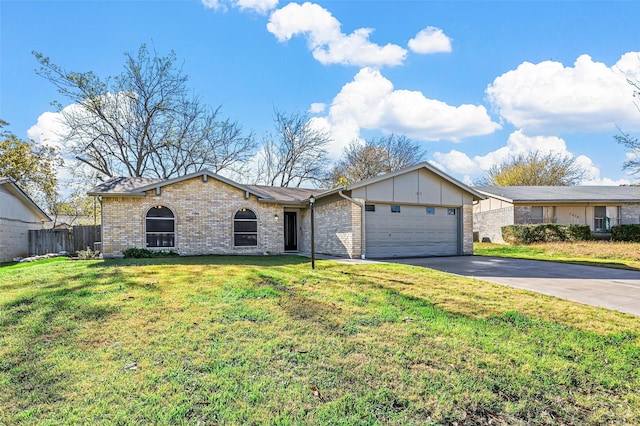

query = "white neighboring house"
[{"left": 0, "top": 177, "right": 52, "bottom": 262}]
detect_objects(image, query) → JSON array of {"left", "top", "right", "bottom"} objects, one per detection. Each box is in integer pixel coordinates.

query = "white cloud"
[
  {"left": 434, "top": 130, "right": 576, "bottom": 176},
  {"left": 27, "top": 111, "right": 67, "bottom": 150},
  {"left": 201, "top": 0, "right": 227, "bottom": 12},
  {"left": 201, "top": 0, "right": 277, "bottom": 14},
  {"left": 433, "top": 130, "right": 631, "bottom": 185},
  {"left": 408, "top": 27, "right": 452, "bottom": 54},
  {"left": 486, "top": 52, "right": 640, "bottom": 134},
  {"left": 308, "top": 102, "right": 326, "bottom": 114},
  {"left": 27, "top": 110, "right": 78, "bottom": 190},
  {"left": 317, "top": 67, "right": 500, "bottom": 157},
  {"left": 267, "top": 2, "right": 407, "bottom": 67},
  {"left": 235, "top": 0, "right": 278, "bottom": 14}
]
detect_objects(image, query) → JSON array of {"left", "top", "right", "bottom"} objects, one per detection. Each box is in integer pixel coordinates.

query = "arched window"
[
  {"left": 146, "top": 206, "right": 175, "bottom": 248},
  {"left": 234, "top": 209, "right": 257, "bottom": 247}
]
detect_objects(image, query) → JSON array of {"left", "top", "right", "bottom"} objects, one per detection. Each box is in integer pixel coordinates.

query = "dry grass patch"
[{"left": 475, "top": 241, "right": 640, "bottom": 270}]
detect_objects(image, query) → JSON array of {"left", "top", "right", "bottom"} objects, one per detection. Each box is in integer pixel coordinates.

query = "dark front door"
[{"left": 284, "top": 212, "right": 297, "bottom": 251}]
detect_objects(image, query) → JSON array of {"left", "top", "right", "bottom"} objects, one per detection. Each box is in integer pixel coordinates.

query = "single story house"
[
  {"left": 474, "top": 185, "right": 640, "bottom": 243},
  {"left": 89, "top": 162, "right": 485, "bottom": 259},
  {"left": 0, "top": 177, "right": 52, "bottom": 262}
]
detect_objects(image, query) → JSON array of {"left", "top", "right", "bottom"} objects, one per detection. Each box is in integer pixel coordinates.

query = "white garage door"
[{"left": 365, "top": 204, "right": 460, "bottom": 258}]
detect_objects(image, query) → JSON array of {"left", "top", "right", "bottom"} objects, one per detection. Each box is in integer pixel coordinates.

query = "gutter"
[{"left": 338, "top": 190, "right": 366, "bottom": 259}]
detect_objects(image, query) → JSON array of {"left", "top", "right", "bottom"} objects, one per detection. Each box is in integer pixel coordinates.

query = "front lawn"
[
  {"left": 475, "top": 241, "right": 640, "bottom": 270},
  {"left": 1, "top": 256, "right": 639, "bottom": 425}
]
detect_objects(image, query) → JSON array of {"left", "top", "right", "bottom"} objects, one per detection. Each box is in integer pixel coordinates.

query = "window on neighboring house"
[
  {"left": 426, "top": 207, "right": 436, "bottom": 215},
  {"left": 365, "top": 204, "right": 375, "bottom": 212},
  {"left": 234, "top": 208, "right": 258, "bottom": 247},
  {"left": 391, "top": 205, "right": 401, "bottom": 213},
  {"left": 531, "top": 206, "right": 543, "bottom": 224},
  {"left": 146, "top": 206, "right": 175, "bottom": 248},
  {"left": 447, "top": 208, "right": 456, "bottom": 215}
]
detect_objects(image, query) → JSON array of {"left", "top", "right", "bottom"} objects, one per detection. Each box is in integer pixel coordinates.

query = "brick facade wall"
[
  {"left": 473, "top": 206, "right": 515, "bottom": 244},
  {"left": 299, "top": 198, "right": 363, "bottom": 259},
  {"left": 0, "top": 218, "right": 42, "bottom": 262},
  {"left": 621, "top": 203, "right": 640, "bottom": 225},
  {"left": 101, "top": 177, "right": 284, "bottom": 257},
  {"left": 462, "top": 204, "right": 474, "bottom": 254}
]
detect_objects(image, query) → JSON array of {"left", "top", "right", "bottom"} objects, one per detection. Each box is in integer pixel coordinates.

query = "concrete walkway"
[{"left": 390, "top": 256, "right": 640, "bottom": 316}]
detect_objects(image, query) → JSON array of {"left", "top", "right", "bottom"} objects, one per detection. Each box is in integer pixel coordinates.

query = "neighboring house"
[
  {"left": 45, "top": 215, "right": 98, "bottom": 229},
  {"left": 88, "top": 163, "right": 484, "bottom": 259},
  {"left": 0, "top": 177, "right": 52, "bottom": 262},
  {"left": 474, "top": 186, "right": 640, "bottom": 243}
]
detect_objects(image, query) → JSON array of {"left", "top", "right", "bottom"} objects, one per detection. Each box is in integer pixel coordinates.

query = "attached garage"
[
  {"left": 335, "top": 162, "right": 485, "bottom": 259},
  {"left": 365, "top": 204, "right": 460, "bottom": 258}
]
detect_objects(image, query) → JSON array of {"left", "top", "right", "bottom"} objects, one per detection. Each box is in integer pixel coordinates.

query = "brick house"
[
  {"left": 474, "top": 186, "right": 640, "bottom": 243},
  {"left": 89, "top": 163, "right": 484, "bottom": 259},
  {"left": 0, "top": 177, "right": 51, "bottom": 262}
]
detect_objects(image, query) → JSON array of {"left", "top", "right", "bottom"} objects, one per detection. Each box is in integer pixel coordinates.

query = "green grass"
[
  {"left": 1, "top": 256, "right": 639, "bottom": 425},
  {"left": 475, "top": 241, "right": 640, "bottom": 270}
]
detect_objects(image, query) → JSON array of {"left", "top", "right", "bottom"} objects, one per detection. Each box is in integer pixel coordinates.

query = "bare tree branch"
[
  {"left": 33, "top": 44, "right": 256, "bottom": 179},
  {"left": 328, "top": 134, "right": 426, "bottom": 186},
  {"left": 254, "top": 109, "right": 331, "bottom": 187}
]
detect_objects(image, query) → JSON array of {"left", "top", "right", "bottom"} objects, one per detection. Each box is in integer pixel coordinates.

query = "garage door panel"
[{"left": 365, "top": 204, "right": 459, "bottom": 258}]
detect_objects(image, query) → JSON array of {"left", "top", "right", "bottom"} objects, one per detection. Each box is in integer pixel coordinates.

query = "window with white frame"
[
  {"left": 234, "top": 209, "right": 258, "bottom": 246},
  {"left": 146, "top": 206, "right": 175, "bottom": 248}
]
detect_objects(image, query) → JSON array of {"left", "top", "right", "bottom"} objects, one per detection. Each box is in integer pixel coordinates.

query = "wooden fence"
[{"left": 28, "top": 225, "right": 101, "bottom": 256}]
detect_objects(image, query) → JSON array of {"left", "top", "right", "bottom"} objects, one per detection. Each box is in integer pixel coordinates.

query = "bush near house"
[
  {"left": 502, "top": 224, "right": 591, "bottom": 244},
  {"left": 611, "top": 224, "right": 640, "bottom": 242},
  {"left": 122, "top": 248, "right": 178, "bottom": 258}
]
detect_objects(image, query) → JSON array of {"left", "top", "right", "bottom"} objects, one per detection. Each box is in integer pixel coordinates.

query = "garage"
[{"left": 365, "top": 204, "right": 460, "bottom": 258}]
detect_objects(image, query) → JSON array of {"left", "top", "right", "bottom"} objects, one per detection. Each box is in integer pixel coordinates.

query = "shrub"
[
  {"left": 76, "top": 247, "right": 101, "bottom": 260},
  {"left": 123, "top": 248, "right": 178, "bottom": 258},
  {"left": 502, "top": 224, "right": 591, "bottom": 244},
  {"left": 566, "top": 224, "right": 592, "bottom": 241},
  {"left": 611, "top": 224, "right": 640, "bottom": 242}
]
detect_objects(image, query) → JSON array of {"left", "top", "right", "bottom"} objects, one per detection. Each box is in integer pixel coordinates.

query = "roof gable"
[
  {"left": 318, "top": 162, "right": 485, "bottom": 201},
  {"left": 88, "top": 163, "right": 485, "bottom": 204},
  {"left": 88, "top": 171, "right": 317, "bottom": 202},
  {"left": 0, "top": 177, "right": 51, "bottom": 222}
]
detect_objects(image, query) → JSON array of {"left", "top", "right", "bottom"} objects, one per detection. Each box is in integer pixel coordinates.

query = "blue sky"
[{"left": 1, "top": 0, "right": 639, "bottom": 186}]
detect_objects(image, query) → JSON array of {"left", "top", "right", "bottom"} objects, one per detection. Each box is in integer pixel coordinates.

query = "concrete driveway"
[{"left": 390, "top": 256, "right": 640, "bottom": 316}]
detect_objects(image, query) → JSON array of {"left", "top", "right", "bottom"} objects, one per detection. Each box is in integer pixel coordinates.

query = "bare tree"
[
  {"left": 477, "top": 150, "right": 587, "bottom": 186},
  {"left": 617, "top": 131, "right": 640, "bottom": 174},
  {"left": 254, "top": 109, "right": 331, "bottom": 187},
  {"left": 328, "top": 134, "right": 426, "bottom": 186},
  {"left": 615, "top": 78, "right": 640, "bottom": 175},
  {"left": 33, "top": 44, "right": 255, "bottom": 180}
]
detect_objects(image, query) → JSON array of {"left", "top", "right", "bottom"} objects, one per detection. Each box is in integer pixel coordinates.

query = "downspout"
[{"left": 338, "top": 190, "right": 366, "bottom": 259}]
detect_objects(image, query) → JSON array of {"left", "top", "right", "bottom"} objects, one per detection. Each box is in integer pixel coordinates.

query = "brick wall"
[
  {"left": 621, "top": 203, "right": 640, "bottom": 225},
  {"left": 0, "top": 218, "right": 42, "bottom": 262},
  {"left": 473, "top": 206, "right": 515, "bottom": 244},
  {"left": 101, "top": 177, "right": 284, "bottom": 257},
  {"left": 462, "top": 204, "right": 474, "bottom": 254},
  {"left": 299, "top": 198, "right": 362, "bottom": 259}
]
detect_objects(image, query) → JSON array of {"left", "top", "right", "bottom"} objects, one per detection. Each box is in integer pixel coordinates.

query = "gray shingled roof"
[
  {"left": 88, "top": 174, "right": 322, "bottom": 202},
  {"left": 477, "top": 186, "right": 640, "bottom": 203},
  {"left": 244, "top": 185, "right": 323, "bottom": 201},
  {"left": 89, "top": 176, "right": 163, "bottom": 195}
]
